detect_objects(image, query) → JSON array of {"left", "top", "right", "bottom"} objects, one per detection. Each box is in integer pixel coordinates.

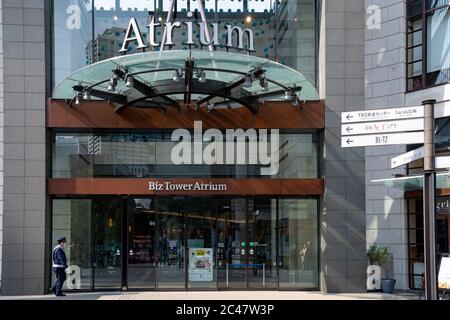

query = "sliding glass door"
[
  {"left": 156, "top": 197, "right": 185, "bottom": 289},
  {"left": 93, "top": 199, "right": 123, "bottom": 289},
  {"left": 52, "top": 197, "right": 319, "bottom": 291},
  {"left": 127, "top": 198, "right": 156, "bottom": 289}
]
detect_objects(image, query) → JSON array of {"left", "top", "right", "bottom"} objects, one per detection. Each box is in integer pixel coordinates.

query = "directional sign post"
[
  {"left": 341, "top": 102, "right": 438, "bottom": 300},
  {"left": 341, "top": 106, "right": 424, "bottom": 123},
  {"left": 341, "top": 106, "right": 424, "bottom": 149},
  {"left": 342, "top": 118, "right": 424, "bottom": 136},
  {"left": 436, "top": 156, "right": 450, "bottom": 169},
  {"left": 391, "top": 147, "right": 425, "bottom": 168},
  {"left": 341, "top": 131, "right": 424, "bottom": 148},
  {"left": 422, "top": 99, "right": 438, "bottom": 301}
]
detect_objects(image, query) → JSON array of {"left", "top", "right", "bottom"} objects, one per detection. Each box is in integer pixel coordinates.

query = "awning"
[
  {"left": 52, "top": 50, "right": 319, "bottom": 114},
  {"left": 372, "top": 172, "right": 450, "bottom": 191}
]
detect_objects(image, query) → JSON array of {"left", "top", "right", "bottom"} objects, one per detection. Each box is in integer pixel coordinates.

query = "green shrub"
[{"left": 367, "top": 244, "right": 390, "bottom": 267}]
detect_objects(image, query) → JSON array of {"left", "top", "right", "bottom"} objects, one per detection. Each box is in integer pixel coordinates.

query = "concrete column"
[
  {"left": 1, "top": 0, "right": 47, "bottom": 295},
  {"left": 320, "top": 0, "right": 367, "bottom": 292},
  {"left": 364, "top": 0, "right": 409, "bottom": 290}
]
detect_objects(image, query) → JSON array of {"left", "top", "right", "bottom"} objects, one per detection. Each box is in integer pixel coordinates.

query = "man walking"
[{"left": 50, "top": 236, "right": 68, "bottom": 297}]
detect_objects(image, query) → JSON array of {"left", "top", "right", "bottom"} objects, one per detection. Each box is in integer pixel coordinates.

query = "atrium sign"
[
  {"left": 119, "top": 13, "right": 255, "bottom": 52},
  {"left": 149, "top": 181, "right": 227, "bottom": 192}
]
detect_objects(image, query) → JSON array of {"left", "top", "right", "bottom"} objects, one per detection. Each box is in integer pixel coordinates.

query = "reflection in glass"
[
  {"left": 93, "top": 199, "right": 123, "bottom": 289},
  {"left": 52, "top": 0, "right": 93, "bottom": 88},
  {"left": 52, "top": 199, "right": 92, "bottom": 290},
  {"left": 127, "top": 198, "right": 156, "bottom": 289},
  {"left": 248, "top": 198, "right": 278, "bottom": 288},
  {"left": 186, "top": 197, "right": 216, "bottom": 289},
  {"left": 52, "top": 0, "right": 318, "bottom": 87},
  {"left": 53, "top": 132, "right": 319, "bottom": 179},
  {"left": 217, "top": 198, "right": 248, "bottom": 289},
  {"left": 426, "top": 7, "right": 450, "bottom": 86},
  {"left": 157, "top": 197, "right": 186, "bottom": 289},
  {"left": 278, "top": 199, "right": 318, "bottom": 288}
]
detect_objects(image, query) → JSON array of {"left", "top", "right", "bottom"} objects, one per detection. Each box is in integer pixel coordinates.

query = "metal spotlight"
[
  {"left": 194, "top": 104, "right": 200, "bottom": 112},
  {"left": 292, "top": 96, "right": 299, "bottom": 107},
  {"left": 83, "top": 90, "right": 91, "bottom": 100},
  {"left": 108, "top": 77, "right": 117, "bottom": 92},
  {"left": 284, "top": 89, "right": 293, "bottom": 101},
  {"left": 244, "top": 74, "right": 253, "bottom": 88},
  {"left": 75, "top": 94, "right": 82, "bottom": 106},
  {"left": 207, "top": 103, "right": 214, "bottom": 112},
  {"left": 260, "top": 79, "right": 269, "bottom": 92},
  {"left": 173, "top": 69, "right": 182, "bottom": 81},
  {"left": 197, "top": 69, "right": 206, "bottom": 83},
  {"left": 125, "top": 75, "right": 134, "bottom": 87}
]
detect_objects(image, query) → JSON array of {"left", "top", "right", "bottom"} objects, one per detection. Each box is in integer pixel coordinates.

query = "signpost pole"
[{"left": 423, "top": 99, "right": 438, "bottom": 300}]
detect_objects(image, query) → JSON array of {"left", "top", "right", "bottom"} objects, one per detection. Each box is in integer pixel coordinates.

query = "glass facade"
[
  {"left": 407, "top": 197, "right": 450, "bottom": 289},
  {"left": 52, "top": 197, "right": 319, "bottom": 290},
  {"left": 407, "top": 0, "right": 450, "bottom": 90},
  {"left": 52, "top": 0, "right": 318, "bottom": 88},
  {"left": 50, "top": 0, "right": 322, "bottom": 292},
  {"left": 52, "top": 132, "right": 319, "bottom": 178}
]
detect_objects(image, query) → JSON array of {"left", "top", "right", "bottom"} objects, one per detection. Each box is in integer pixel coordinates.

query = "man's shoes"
[
  {"left": 49, "top": 288, "right": 55, "bottom": 295},
  {"left": 55, "top": 293, "right": 66, "bottom": 297}
]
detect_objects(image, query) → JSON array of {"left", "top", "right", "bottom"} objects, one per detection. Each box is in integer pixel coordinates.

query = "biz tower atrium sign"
[{"left": 119, "top": 12, "right": 255, "bottom": 53}]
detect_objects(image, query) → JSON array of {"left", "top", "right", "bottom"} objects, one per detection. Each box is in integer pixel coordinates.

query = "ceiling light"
[
  {"left": 83, "top": 90, "right": 91, "bottom": 100},
  {"left": 108, "top": 77, "right": 117, "bottom": 92},
  {"left": 197, "top": 69, "right": 206, "bottom": 83},
  {"left": 75, "top": 94, "right": 82, "bottom": 106},
  {"left": 173, "top": 69, "right": 182, "bottom": 81},
  {"left": 260, "top": 79, "right": 269, "bottom": 92},
  {"left": 245, "top": 16, "right": 252, "bottom": 23},
  {"left": 125, "top": 74, "right": 134, "bottom": 87},
  {"left": 284, "top": 89, "right": 293, "bottom": 101},
  {"left": 244, "top": 74, "right": 253, "bottom": 88}
]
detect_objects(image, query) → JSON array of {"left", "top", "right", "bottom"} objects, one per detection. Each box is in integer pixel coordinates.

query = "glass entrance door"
[
  {"left": 156, "top": 197, "right": 186, "bottom": 289},
  {"left": 217, "top": 198, "right": 248, "bottom": 289},
  {"left": 127, "top": 198, "right": 156, "bottom": 289},
  {"left": 247, "top": 199, "right": 278, "bottom": 288},
  {"left": 93, "top": 199, "right": 123, "bottom": 289},
  {"left": 185, "top": 197, "right": 216, "bottom": 289}
]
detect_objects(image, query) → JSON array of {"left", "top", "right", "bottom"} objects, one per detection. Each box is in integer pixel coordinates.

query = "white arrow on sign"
[
  {"left": 341, "top": 131, "right": 424, "bottom": 148},
  {"left": 341, "top": 106, "right": 424, "bottom": 124},
  {"left": 341, "top": 118, "right": 424, "bottom": 136},
  {"left": 436, "top": 156, "right": 450, "bottom": 169},
  {"left": 391, "top": 146, "right": 424, "bottom": 168}
]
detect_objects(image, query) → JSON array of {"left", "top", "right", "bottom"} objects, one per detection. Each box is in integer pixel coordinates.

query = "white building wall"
[{"left": 364, "top": 0, "right": 409, "bottom": 289}]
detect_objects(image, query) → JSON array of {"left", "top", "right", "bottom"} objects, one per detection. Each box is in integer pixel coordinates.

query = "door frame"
[
  {"left": 50, "top": 195, "right": 320, "bottom": 291},
  {"left": 125, "top": 197, "right": 159, "bottom": 291}
]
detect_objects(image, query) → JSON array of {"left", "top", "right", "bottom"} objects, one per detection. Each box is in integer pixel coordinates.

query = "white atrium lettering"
[{"left": 119, "top": 12, "right": 255, "bottom": 52}]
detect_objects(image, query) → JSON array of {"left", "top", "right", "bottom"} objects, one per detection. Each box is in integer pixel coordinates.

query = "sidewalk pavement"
[{"left": 0, "top": 290, "right": 421, "bottom": 300}]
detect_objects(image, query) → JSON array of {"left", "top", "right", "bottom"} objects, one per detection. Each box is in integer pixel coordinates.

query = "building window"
[
  {"left": 52, "top": 0, "right": 319, "bottom": 89},
  {"left": 52, "top": 131, "right": 319, "bottom": 179},
  {"left": 407, "top": 197, "right": 450, "bottom": 289},
  {"left": 407, "top": 0, "right": 450, "bottom": 91}
]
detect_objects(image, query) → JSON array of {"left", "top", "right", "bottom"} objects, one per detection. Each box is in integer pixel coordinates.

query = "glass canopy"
[
  {"left": 372, "top": 172, "right": 450, "bottom": 191},
  {"left": 52, "top": 50, "right": 319, "bottom": 113}
]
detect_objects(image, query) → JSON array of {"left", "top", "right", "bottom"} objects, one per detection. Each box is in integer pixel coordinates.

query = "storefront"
[{"left": 46, "top": 0, "right": 325, "bottom": 291}]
